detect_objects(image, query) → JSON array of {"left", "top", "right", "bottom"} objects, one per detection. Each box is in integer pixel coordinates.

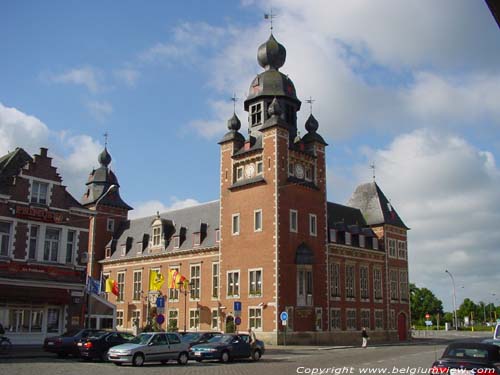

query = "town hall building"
[{"left": 86, "top": 33, "right": 410, "bottom": 345}]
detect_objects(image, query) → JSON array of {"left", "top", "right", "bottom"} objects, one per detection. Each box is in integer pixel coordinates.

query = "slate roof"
[
  {"left": 347, "top": 182, "right": 408, "bottom": 229},
  {"left": 327, "top": 202, "right": 367, "bottom": 228},
  {"left": 0, "top": 148, "right": 32, "bottom": 195},
  {"left": 106, "top": 200, "right": 220, "bottom": 260}
]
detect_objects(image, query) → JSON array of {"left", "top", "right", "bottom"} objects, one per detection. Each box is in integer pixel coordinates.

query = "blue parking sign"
[
  {"left": 156, "top": 297, "right": 165, "bottom": 308},
  {"left": 280, "top": 311, "right": 288, "bottom": 321},
  {"left": 234, "top": 301, "right": 242, "bottom": 311}
]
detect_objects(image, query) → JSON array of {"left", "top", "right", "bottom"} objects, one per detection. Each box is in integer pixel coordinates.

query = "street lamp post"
[
  {"left": 178, "top": 281, "right": 194, "bottom": 333},
  {"left": 87, "top": 184, "right": 117, "bottom": 329},
  {"left": 445, "top": 270, "right": 458, "bottom": 331}
]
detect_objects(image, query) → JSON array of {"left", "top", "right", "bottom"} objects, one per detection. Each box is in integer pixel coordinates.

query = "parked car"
[
  {"left": 43, "top": 329, "right": 106, "bottom": 357},
  {"left": 182, "top": 331, "right": 221, "bottom": 348},
  {"left": 482, "top": 338, "right": 500, "bottom": 347},
  {"left": 78, "top": 331, "right": 135, "bottom": 361},
  {"left": 189, "top": 333, "right": 265, "bottom": 363},
  {"left": 107, "top": 332, "right": 190, "bottom": 366},
  {"left": 430, "top": 342, "right": 500, "bottom": 375}
]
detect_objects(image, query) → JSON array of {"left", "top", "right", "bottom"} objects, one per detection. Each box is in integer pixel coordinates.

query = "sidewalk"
[{"left": 0, "top": 345, "right": 54, "bottom": 359}]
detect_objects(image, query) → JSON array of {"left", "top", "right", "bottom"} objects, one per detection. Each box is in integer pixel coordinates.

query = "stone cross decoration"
[
  {"left": 264, "top": 8, "right": 276, "bottom": 32},
  {"left": 230, "top": 93, "right": 239, "bottom": 114},
  {"left": 104, "top": 131, "right": 109, "bottom": 147},
  {"left": 370, "top": 162, "right": 376, "bottom": 181},
  {"left": 305, "top": 96, "right": 315, "bottom": 114}
]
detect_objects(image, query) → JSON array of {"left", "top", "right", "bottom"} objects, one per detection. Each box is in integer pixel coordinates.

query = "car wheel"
[
  {"left": 177, "top": 352, "right": 189, "bottom": 365},
  {"left": 132, "top": 353, "right": 145, "bottom": 367},
  {"left": 252, "top": 349, "right": 261, "bottom": 361},
  {"left": 100, "top": 350, "right": 108, "bottom": 362},
  {"left": 220, "top": 350, "right": 230, "bottom": 363}
]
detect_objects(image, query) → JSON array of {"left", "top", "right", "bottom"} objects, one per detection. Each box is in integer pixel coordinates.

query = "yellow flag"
[{"left": 149, "top": 270, "right": 165, "bottom": 291}]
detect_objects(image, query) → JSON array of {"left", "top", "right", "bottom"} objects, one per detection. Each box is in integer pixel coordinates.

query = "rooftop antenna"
[
  {"left": 230, "top": 93, "right": 239, "bottom": 114},
  {"left": 264, "top": 8, "right": 277, "bottom": 33},
  {"left": 305, "top": 96, "right": 315, "bottom": 115},
  {"left": 103, "top": 131, "right": 109, "bottom": 148},
  {"left": 370, "top": 161, "right": 376, "bottom": 181}
]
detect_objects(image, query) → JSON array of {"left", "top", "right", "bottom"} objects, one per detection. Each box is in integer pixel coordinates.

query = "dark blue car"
[{"left": 189, "top": 333, "right": 265, "bottom": 363}]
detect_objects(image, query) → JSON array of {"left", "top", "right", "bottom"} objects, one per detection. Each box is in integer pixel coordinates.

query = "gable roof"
[
  {"left": 106, "top": 200, "right": 220, "bottom": 260},
  {"left": 347, "top": 182, "right": 408, "bottom": 229},
  {"left": 327, "top": 202, "right": 367, "bottom": 228},
  {"left": 0, "top": 148, "right": 33, "bottom": 195}
]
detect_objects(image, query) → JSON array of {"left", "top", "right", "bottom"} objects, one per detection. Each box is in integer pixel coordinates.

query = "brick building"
[
  {"left": 90, "top": 34, "right": 410, "bottom": 345},
  {"left": 0, "top": 147, "right": 91, "bottom": 344}
]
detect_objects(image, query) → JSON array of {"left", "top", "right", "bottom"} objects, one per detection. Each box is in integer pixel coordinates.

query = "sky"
[{"left": 2, "top": 0, "right": 500, "bottom": 312}]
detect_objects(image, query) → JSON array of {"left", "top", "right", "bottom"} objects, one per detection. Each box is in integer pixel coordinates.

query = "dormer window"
[
  {"left": 215, "top": 229, "right": 220, "bottom": 243},
  {"left": 193, "top": 233, "right": 201, "bottom": 247},
  {"left": 359, "top": 235, "right": 365, "bottom": 248},
  {"left": 250, "top": 103, "right": 262, "bottom": 126},
  {"left": 152, "top": 226, "right": 161, "bottom": 247},
  {"left": 329, "top": 229, "right": 337, "bottom": 243},
  {"left": 173, "top": 236, "right": 180, "bottom": 249},
  {"left": 31, "top": 181, "right": 48, "bottom": 205},
  {"left": 256, "top": 161, "right": 263, "bottom": 175},
  {"left": 120, "top": 245, "right": 126, "bottom": 256},
  {"left": 236, "top": 166, "right": 243, "bottom": 181},
  {"left": 105, "top": 247, "right": 111, "bottom": 258},
  {"left": 345, "top": 232, "right": 352, "bottom": 245}
]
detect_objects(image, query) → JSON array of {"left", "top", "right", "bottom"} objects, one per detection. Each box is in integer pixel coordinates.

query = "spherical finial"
[
  {"left": 268, "top": 97, "right": 282, "bottom": 117},
  {"left": 98, "top": 147, "right": 112, "bottom": 167},
  {"left": 227, "top": 113, "right": 241, "bottom": 131},
  {"left": 257, "top": 34, "right": 286, "bottom": 71},
  {"left": 305, "top": 114, "right": 319, "bottom": 133}
]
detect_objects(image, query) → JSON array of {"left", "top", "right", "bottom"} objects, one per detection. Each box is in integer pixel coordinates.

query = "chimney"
[{"left": 40, "top": 147, "right": 48, "bottom": 157}]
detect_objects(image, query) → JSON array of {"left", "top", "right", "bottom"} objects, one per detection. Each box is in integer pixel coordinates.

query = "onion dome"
[
  {"left": 305, "top": 114, "right": 319, "bottom": 133},
  {"left": 302, "top": 114, "right": 328, "bottom": 145},
  {"left": 257, "top": 34, "right": 286, "bottom": 71},
  {"left": 227, "top": 113, "right": 241, "bottom": 131},
  {"left": 98, "top": 147, "right": 112, "bottom": 167}
]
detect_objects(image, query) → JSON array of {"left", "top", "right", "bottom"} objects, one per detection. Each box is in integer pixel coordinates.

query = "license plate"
[
  {"left": 77, "top": 343, "right": 82, "bottom": 346},
  {"left": 194, "top": 352, "right": 201, "bottom": 356},
  {"left": 47, "top": 342, "right": 54, "bottom": 346},
  {"left": 109, "top": 356, "right": 119, "bottom": 359}
]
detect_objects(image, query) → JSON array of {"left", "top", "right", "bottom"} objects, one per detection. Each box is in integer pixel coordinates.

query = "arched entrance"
[
  {"left": 225, "top": 315, "right": 235, "bottom": 333},
  {"left": 397, "top": 312, "right": 407, "bottom": 341}
]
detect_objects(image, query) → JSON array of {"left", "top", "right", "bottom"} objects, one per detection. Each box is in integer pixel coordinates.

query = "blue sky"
[{"left": 2, "top": 0, "right": 500, "bottom": 310}]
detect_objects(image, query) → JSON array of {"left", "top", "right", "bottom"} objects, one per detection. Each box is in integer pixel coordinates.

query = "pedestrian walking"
[
  {"left": 248, "top": 328, "right": 257, "bottom": 349},
  {"left": 361, "top": 327, "right": 369, "bottom": 348}
]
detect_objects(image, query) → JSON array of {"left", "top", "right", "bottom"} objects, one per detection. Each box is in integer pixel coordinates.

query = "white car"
[
  {"left": 108, "top": 332, "right": 189, "bottom": 366},
  {"left": 494, "top": 323, "right": 500, "bottom": 339}
]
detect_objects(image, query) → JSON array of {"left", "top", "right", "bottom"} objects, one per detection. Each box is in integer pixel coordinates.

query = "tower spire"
[
  {"left": 370, "top": 162, "right": 376, "bottom": 181},
  {"left": 103, "top": 131, "right": 109, "bottom": 148},
  {"left": 305, "top": 96, "right": 315, "bottom": 115},
  {"left": 264, "top": 8, "right": 276, "bottom": 33},
  {"left": 230, "top": 93, "right": 239, "bottom": 114}
]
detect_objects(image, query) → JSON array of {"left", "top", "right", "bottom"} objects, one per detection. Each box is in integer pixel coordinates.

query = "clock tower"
[{"left": 219, "top": 34, "right": 328, "bottom": 343}]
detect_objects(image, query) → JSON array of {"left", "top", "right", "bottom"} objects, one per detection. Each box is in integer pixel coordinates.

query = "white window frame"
[
  {"left": 390, "top": 269, "right": 398, "bottom": 300},
  {"left": 297, "top": 265, "right": 313, "bottom": 306},
  {"left": 360, "top": 266, "right": 369, "bottom": 300},
  {"left": 116, "top": 310, "right": 124, "bottom": 328},
  {"left": 30, "top": 180, "right": 49, "bottom": 205},
  {"left": 388, "top": 238, "right": 396, "bottom": 258},
  {"left": 132, "top": 270, "right": 142, "bottom": 302},
  {"left": 117, "top": 272, "right": 125, "bottom": 302},
  {"left": 227, "top": 270, "right": 240, "bottom": 298},
  {"left": 189, "top": 308, "right": 200, "bottom": 330},
  {"left": 309, "top": 214, "right": 317, "bottom": 236},
  {"left": 400, "top": 270, "right": 409, "bottom": 302},
  {"left": 168, "top": 309, "right": 179, "bottom": 331},
  {"left": 290, "top": 209, "right": 298, "bottom": 233},
  {"left": 345, "top": 232, "right": 352, "bottom": 245},
  {"left": 232, "top": 213, "right": 240, "bottom": 236},
  {"left": 212, "top": 262, "right": 219, "bottom": 299},
  {"left": 346, "top": 309, "right": 357, "bottom": 330},
  {"left": 248, "top": 307, "right": 262, "bottom": 331},
  {"left": 152, "top": 226, "right": 161, "bottom": 247},
  {"left": 398, "top": 240, "right": 407, "bottom": 260},
  {"left": 190, "top": 264, "right": 201, "bottom": 301},
  {"left": 236, "top": 166, "right": 244, "bottom": 181},
  {"left": 65, "top": 230, "right": 76, "bottom": 264},
  {"left": 173, "top": 236, "right": 180, "bottom": 249},
  {"left": 361, "top": 309, "right": 370, "bottom": 330},
  {"left": 374, "top": 267, "right": 383, "bottom": 300},
  {"left": 375, "top": 309, "right": 384, "bottom": 330},
  {"left": 250, "top": 102, "right": 262, "bottom": 126},
  {"left": 248, "top": 268, "right": 263, "bottom": 297},
  {"left": 345, "top": 264, "right": 356, "bottom": 299},
  {"left": 329, "top": 229, "right": 336, "bottom": 243},
  {"left": 256, "top": 161, "right": 263, "bottom": 175},
  {"left": 330, "top": 308, "right": 341, "bottom": 330},
  {"left": 211, "top": 308, "right": 219, "bottom": 330},
  {"left": 254, "top": 209, "right": 262, "bottom": 232},
  {"left": 215, "top": 229, "right": 220, "bottom": 243},
  {"left": 0, "top": 221, "right": 12, "bottom": 258},
  {"left": 193, "top": 233, "right": 201, "bottom": 246},
  {"left": 43, "top": 227, "right": 60, "bottom": 263},
  {"left": 131, "top": 310, "right": 141, "bottom": 327},
  {"left": 120, "top": 245, "right": 126, "bottom": 256},
  {"left": 329, "top": 262, "right": 340, "bottom": 298},
  {"left": 28, "top": 224, "right": 39, "bottom": 260}
]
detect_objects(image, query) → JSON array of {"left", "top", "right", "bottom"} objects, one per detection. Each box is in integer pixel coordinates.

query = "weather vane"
[
  {"left": 230, "top": 93, "right": 239, "bottom": 113},
  {"left": 370, "top": 162, "right": 376, "bottom": 181},
  {"left": 305, "top": 96, "right": 315, "bottom": 114},
  {"left": 264, "top": 8, "right": 277, "bottom": 32},
  {"left": 103, "top": 131, "right": 109, "bottom": 148}
]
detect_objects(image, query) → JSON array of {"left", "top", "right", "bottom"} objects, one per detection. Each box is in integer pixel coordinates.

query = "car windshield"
[
  {"left": 207, "top": 334, "right": 234, "bottom": 344},
  {"left": 129, "top": 333, "right": 153, "bottom": 345},
  {"left": 182, "top": 333, "right": 202, "bottom": 342},
  {"left": 445, "top": 347, "right": 490, "bottom": 360}
]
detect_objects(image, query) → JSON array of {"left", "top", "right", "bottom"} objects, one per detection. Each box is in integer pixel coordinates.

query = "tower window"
[
  {"left": 309, "top": 214, "right": 317, "bottom": 237},
  {"left": 232, "top": 214, "right": 240, "bottom": 235},
  {"left": 256, "top": 161, "right": 263, "bottom": 175},
  {"left": 236, "top": 166, "right": 244, "bottom": 181},
  {"left": 290, "top": 210, "right": 298, "bottom": 233},
  {"left": 250, "top": 103, "right": 262, "bottom": 126},
  {"left": 254, "top": 209, "right": 262, "bottom": 232},
  {"left": 106, "top": 218, "right": 115, "bottom": 232}
]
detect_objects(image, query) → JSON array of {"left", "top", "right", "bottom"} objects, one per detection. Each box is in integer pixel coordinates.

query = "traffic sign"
[
  {"left": 235, "top": 316, "right": 241, "bottom": 326},
  {"left": 425, "top": 313, "right": 430, "bottom": 319},
  {"left": 425, "top": 320, "right": 433, "bottom": 326},
  {"left": 156, "top": 296, "right": 165, "bottom": 308},
  {"left": 156, "top": 314, "right": 165, "bottom": 325},
  {"left": 234, "top": 301, "right": 242, "bottom": 311},
  {"left": 280, "top": 311, "right": 288, "bottom": 321}
]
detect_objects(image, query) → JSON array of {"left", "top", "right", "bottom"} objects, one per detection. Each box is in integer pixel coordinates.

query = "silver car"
[{"left": 108, "top": 332, "right": 189, "bottom": 366}]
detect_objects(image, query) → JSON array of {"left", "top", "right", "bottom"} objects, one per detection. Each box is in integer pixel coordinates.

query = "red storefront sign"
[
  {"left": 15, "top": 205, "right": 64, "bottom": 223},
  {"left": 0, "top": 262, "right": 82, "bottom": 279}
]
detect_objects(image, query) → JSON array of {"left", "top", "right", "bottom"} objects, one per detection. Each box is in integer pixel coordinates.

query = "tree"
[
  {"left": 457, "top": 298, "right": 478, "bottom": 321},
  {"left": 410, "top": 283, "right": 444, "bottom": 325}
]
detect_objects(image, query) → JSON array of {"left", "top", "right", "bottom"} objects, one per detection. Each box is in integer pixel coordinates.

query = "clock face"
[
  {"left": 295, "top": 163, "right": 305, "bottom": 179},
  {"left": 245, "top": 164, "right": 255, "bottom": 178}
]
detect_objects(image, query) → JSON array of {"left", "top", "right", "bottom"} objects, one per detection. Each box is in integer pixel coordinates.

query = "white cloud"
[
  {"left": 129, "top": 197, "right": 200, "bottom": 220},
  {"left": 0, "top": 102, "right": 102, "bottom": 199},
  {"left": 114, "top": 68, "right": 140, "bottom": 87},
  {"left": 45, "top": 66, "right": 103, "bottom": 93},
  {"left": 85, "top": 100, "right": 113, "bottom": 122},
  {"left": 354, "top": 129, "right": 500, "bottom": 308}
]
